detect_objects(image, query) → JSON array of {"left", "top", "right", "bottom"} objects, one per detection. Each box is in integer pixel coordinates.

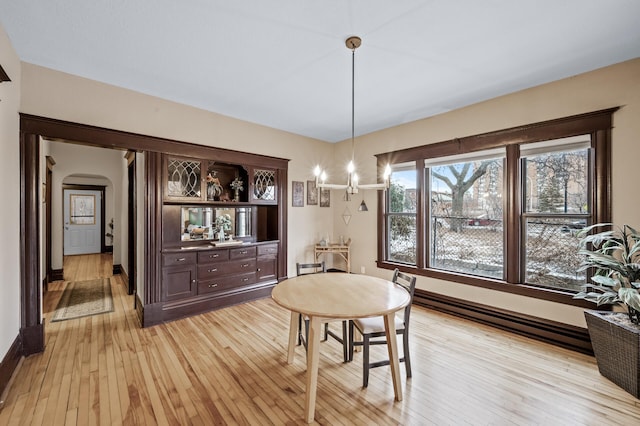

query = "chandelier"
[{"left": 314, "top": 36, "right": 391, "bottom": 197}]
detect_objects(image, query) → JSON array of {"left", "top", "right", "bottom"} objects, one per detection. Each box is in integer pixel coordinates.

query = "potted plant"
[
  {"left": 215, "top": 214, "right": 232, "bottom": 241},
  {"left": 105, "top": 218, "right": 115, "bottom": 252},
  {"left": 574, "top": 223, "right": 640, "bottom": 397}
]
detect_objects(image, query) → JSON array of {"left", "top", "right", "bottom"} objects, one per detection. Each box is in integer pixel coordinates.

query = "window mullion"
[
  {"left": 505, "top": 144, "right": 521, "bottom": 284},
  {"left": 416, "top": 159, "right": 426, "bottom": 269}
]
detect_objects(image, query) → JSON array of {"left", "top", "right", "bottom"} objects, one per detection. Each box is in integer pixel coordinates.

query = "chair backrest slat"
[{"left": 391, "top": 268, "right": 417, "bottom": 328}]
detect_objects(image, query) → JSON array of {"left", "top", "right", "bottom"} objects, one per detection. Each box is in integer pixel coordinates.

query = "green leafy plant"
[
  {"left": 215, "top": 214, "right": 232, "bottom": 232},
  {"left": 105, "top": 218, "right": 114, "bottom": 245},
  {"left": 230, "top": 178, "right": 244, "bottom": 192},
  {"left": 574, "top": 223, "right": 640, "bottom": 324}
]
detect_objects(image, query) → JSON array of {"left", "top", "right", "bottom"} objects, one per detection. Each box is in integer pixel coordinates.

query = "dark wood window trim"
[{"left": 376, "top": 108, "right": 617, "bottom": 307}]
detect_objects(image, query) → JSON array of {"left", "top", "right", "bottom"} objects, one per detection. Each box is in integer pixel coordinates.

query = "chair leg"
[
  {"left": 297, "top": 313, "right": 302, "bottom": 346},
  {"left": 323, "top": 322, "right": 329, "bottom": 342},
  {"left": 348, "top": 321, "right": 354, "bottom": 362},
  {"left": 362, "top": 335, "right": 370, "bottom": 388},
  {"left": 298, "top": 315, "right": 309, "bottom": 351},
  {"left": 342, "top": 321, "right": 348, "bottom": 363},
  {"left": 403, "top": 329, "right": 412, "bottom": 378}
]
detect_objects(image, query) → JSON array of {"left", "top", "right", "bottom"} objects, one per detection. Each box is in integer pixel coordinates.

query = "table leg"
[
  {"left": 287, "top": 311, "right": 298, "bottom": 364},
  {"left": 384, "top": 312, "right": 403, "bottom": 401},
  {"left": 305, "top": 316, "right": 321, "bottom": 423}
]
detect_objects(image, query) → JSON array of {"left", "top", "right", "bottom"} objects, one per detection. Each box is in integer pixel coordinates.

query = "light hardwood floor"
[{"left": 2, "top": 254, "right": 640, "bottom": 425}]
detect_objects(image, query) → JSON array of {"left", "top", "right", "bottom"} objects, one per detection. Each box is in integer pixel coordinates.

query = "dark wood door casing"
[
  {"left": 19, "top": 114, "right": 289, "bottom": 353},
  {"left": 20, "top": 131, "right": 43, "bottom": 356},
  {"left": 126, "top": 151, "right": 137, "bottom": 296}
]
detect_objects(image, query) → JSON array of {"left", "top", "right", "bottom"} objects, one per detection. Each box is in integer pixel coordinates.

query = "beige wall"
[
  {"left": 331, "top": 57, "right": 640, "bottom": 327},
  {"left": 10, "top": 23, "right": 640, "bottom": 356},
  {"left": 0, "top": 24, "right": 22, "bottom": 358},
  {"left": 19, "top": 62, "right": 336, "bottom": 280}
]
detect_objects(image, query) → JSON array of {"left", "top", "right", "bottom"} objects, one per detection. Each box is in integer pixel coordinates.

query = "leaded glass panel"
[
  {"left": 167, "top": 159, "right": 202, "bottom": 198},
  {"left": 253, "top": 169, "right": 276, "bottom": 201}
]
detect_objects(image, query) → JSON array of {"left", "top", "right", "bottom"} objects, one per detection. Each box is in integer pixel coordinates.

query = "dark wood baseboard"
[
  {"left": 413, "top": 289, "right": 593, "bottom": 355},
  {"left": 52, "top": 265, "right": 121, "bottom": 280},
  {"left": 0, "top": 334, "right": 22, "bottom": 408},
  {"left": 143, "top": 283, "right": 275, "bottom": 327},
  {"left": 142, "top": 302, "right": 163, "bottom": 328},
  {"left": 135, "top": 293, "right": 143, "bottom": 326},
  {"left": 42, "top": 277, "right": 48, "bottom": 293},
  {"left": 120, "top": 269, "right": 129, "bottom": 285},
  {"left": 51, "top": 269, "right": 63, "bottom": 281},
  {"left": 20, "top": 322, "right": 45, "bottom": 356}
]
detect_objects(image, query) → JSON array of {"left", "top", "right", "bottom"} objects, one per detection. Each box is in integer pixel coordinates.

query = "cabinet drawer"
[
  {"left": 198, "top": 259, "right": 257, "bottom": 280},
  {"left": 258, "top": 243, "right": 278, "bottom": 256},
  {"left": 198, "top": 249, "right": 229, "bottom": 263},
  {"left": 230, "top": 246, "right": 257, "bottom": 260},
  {"left": 198, "top": 272, "right": 257, "bottom": 294},
  {"left": 162, "top": 252, "right": 197, "bottom": 267}
]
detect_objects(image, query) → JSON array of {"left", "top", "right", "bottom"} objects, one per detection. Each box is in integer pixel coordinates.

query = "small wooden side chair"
[{"left": 348, "top": 268, "right": 416, "bottom": 387}]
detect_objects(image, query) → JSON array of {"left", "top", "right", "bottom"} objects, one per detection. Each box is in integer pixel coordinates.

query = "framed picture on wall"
[
  {"left": 320, "top": 188, "right": 330, "bottom": 207},
  {"left": 307, "top": 180, "right": 318, "bottom": 205},
  {"left": 292, "top": 181, "right": 304, "bottom": 207}
]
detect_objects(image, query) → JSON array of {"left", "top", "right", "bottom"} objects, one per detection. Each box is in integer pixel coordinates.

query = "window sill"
[{"left": 377, "top": 260, "right": 599, "bottom": 309}]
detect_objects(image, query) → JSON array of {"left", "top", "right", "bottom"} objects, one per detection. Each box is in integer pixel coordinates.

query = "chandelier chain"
[{"left": 351, "top": 45, "right": 355, "bottom": 164}]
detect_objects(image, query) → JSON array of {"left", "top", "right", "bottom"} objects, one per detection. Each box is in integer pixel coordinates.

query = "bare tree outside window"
[
  {"left": 429, "top": 158, "right": 504, "bottom": 279},
  {"left": 524, "top": 147, "right": 589, "bottom": 290},
  {"left": 380, "top": 112, "right": 612, "bottom": 306}
]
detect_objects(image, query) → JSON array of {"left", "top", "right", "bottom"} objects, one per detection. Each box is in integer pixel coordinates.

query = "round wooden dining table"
[{"left": 271, "top": 272, "right": 410, "bottom": 423}]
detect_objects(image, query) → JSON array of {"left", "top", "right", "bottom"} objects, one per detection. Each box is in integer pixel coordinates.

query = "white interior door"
[{"left": 63, "top": 189, "right": 102, "bottom": 255}]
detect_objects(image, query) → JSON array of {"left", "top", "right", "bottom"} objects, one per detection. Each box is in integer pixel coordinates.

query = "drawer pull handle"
[
  {"left": 240, "top": 250, "right": 248, "bottom": 254},
  {"left": 242, "top": 278, "right": 249, "bottom": 282},
  {"left": 241, "top": 263, "right": 249, "bottom": 268},
  {"left": 208, "top": 283, "right": 218, "bottom": 288},
  {"left": 177, "top": 257, "right": 186, "bottom": 262},
  {"left": 208, "top": 268, "right": 218, "bottom": 273},
  {"left": 211, "top": 254, "right": 219, "bottom": 258}
]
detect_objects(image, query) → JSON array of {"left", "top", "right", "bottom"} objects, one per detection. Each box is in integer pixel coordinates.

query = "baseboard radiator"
[{"left": 413, "top": 289, "right": 593, "bottom": 355}]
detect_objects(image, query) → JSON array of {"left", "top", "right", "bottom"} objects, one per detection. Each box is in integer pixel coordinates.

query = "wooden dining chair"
[
  {"left": 348, "top": 268, "right": 416, "bottom": 387},
  {"left": 296, "top": 261, "right": 349, "bottom": 362}
]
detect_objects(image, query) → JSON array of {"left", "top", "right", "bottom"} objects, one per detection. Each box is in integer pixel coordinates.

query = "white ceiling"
[{"left": 2, "top": 0, "right": 639, "bottom": 142}]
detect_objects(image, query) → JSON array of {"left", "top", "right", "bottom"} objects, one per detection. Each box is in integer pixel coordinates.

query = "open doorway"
[
  {"left": 20, "top": 114, "right": 158, "bottom": 355},
  {"left": 44, "top": 141, "right": 128, "bottom": 280},
  {"left": 38, "top": 138, "right": 140, "bottom": 349}
]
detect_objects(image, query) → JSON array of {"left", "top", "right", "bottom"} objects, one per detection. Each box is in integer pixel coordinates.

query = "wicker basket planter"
[{"left": 585, "top": 310, "right": 640, "bottom": 398}]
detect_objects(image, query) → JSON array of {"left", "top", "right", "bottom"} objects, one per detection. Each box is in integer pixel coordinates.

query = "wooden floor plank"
[{"left": 3, "top": 253, "right": 640, "bottom": 425}]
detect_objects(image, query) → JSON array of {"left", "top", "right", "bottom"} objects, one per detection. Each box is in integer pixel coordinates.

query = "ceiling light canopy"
[{"left": 314, "top": 36, "right": 391, "bottom": 198}]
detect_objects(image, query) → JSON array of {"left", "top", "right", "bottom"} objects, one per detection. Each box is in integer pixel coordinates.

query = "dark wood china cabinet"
[{"left": 156, "top": 149, "right": 288, "bottom": 325}]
